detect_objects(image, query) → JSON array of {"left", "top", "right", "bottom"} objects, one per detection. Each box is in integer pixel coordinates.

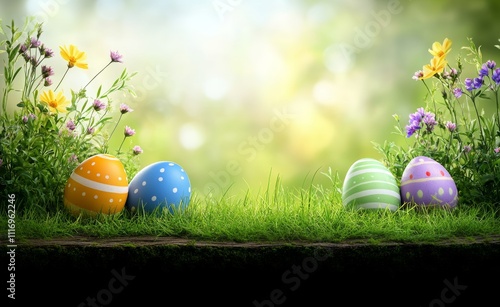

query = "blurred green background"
[{"left": 2, "top": 0, "right": 500, "bottom": 197}]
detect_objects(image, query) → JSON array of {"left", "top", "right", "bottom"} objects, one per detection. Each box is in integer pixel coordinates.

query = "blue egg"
[{"left": 126, "top": 161, "right": 191, "bottom": 214}]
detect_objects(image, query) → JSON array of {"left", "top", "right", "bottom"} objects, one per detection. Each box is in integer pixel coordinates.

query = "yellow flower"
[
  {"left": 420, "top": 56, "right": 447, "bottom": 80},
  {"left": 428, "top": 38, "right": 452, "bottom": 59},
  {"left": 40, "top": 90, "right": 70, "bottom": 113},
  {"left": 59, "top": 44, "right": 88, "bottom": 69}
]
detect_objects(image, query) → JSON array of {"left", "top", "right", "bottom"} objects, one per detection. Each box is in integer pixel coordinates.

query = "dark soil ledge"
[{"left": 2, "top": 236, "right": 500, "bottom": 306}]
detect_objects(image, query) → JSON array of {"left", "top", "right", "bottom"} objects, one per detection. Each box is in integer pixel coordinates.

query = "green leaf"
[
  {"left": 96, "top": 85, "right": 102, "bottom": 98},
  {"left": 8, "top": 43, "right": 20, "bottom": 62},
  {"left": 12, "top": 66, "right": 21, "bottom": 81},
  {"left": 16, "top": 102, "right": 25, "bottom": 107},
  {"left": 37, "top": 103, "right": 48, "bottom": 113}
]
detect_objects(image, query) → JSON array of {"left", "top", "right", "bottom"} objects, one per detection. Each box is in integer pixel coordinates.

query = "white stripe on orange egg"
[{"left": 70, "top": 172, "right": 128, "bottom": 193}]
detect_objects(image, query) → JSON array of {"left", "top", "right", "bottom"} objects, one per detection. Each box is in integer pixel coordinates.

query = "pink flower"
[
  {"left": 66, "top": 120, "right": 76, "bottom": 131},
  {"left": 445, "top": 121, "right": 457, "bottom": 132},
  {"left": 132, "top": 145, "right": 143, "bottom": 155},
  {"left": 412, "top": 70, "right": 423, "bottom": 81},
  {"left": 119, "top": 103, "right": 133, "bottom": 114},
  {"left": 494, "top": 148, "right": 500, "bottom": 154},
  {"left": 110, "top": 50, "right": 123, "bottom": 63},
  {"left": 124, "top": 126, "right": 135, "bottom": 137},
  {"left": 92, "top": 99, "right": 106, "bottom": 111}
]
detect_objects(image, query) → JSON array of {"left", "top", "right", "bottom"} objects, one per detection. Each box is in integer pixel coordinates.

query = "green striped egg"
[{"left": 342, "top": 158, "right": 401, "bottom": 211}]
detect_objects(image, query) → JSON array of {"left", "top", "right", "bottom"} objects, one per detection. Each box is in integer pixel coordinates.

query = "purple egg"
[{"left": 400, "top": 156, "right": 458, "bottom": 208}]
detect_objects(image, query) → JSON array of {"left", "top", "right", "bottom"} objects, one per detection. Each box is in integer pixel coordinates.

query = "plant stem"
[
  {"left": 471, "top": 96, "right": 486, "bottom": 146},
  {"left": 83, "top": 61, "right": 112, "bottom": 91},
  {"left": 54, "top": 67, "right": 69, "bottom": 91},
  {"left": 495, "top": 88, "right": 500, "bottom": 133},
  {"left": 117, "top": 135, "right": 126, "bottom": 154},
  {"left": 108, "top": 113, "right": 123, "bottom": 141},
  {"left": 421, "top": 80, "right": 437, "bottom": 111}
]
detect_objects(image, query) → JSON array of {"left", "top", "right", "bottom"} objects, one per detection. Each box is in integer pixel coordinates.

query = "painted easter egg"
[
  {"left": 126, "top": 161, "right": 191, "bottom": 214},
  {"left": 64, "top": 154, "right": 128, "bottom": 217},
  {"left": 342, "top": 158, "right": 401, "bottom": 211},
  {"left": 400, "top": 156, "right": 458, "bottom": 208}
]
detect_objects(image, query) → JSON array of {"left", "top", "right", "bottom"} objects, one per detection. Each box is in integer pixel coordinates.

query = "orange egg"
[{"left": 63, "top": 154, "right": 128, "bottom": 217}]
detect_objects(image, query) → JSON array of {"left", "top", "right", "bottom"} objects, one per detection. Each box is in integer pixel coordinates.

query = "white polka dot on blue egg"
[{"left": 126, "top": 161, "right": 191, "bottom": 214}]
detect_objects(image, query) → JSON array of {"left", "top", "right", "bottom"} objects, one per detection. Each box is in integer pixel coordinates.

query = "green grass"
[{"left": 2, "top": 174, "right": 499, "bottom": 243}]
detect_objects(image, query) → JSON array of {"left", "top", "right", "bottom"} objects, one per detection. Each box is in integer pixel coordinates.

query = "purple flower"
[
  {"left": 494, "top": 147, "right": 500, "bottom": 154},
  {"left": 445, "top": 121, "right": 457, "bottom": 132},
  {"left": 87, "top": 127, "right": 95, "bottom": 135},
  {"left": 405, "top": 124, "right": 420, "bottom": 138},
  {"left": 110, "top": 50, "right": 123, "bottom": 63},
  {"left": 422, "top": 111, "right": 437, "bottom": 133},
  {"left": 92, "top": 99, "right": 106, "bottom": 111},
  {"left": 463, "top": 145, "right": 472, "bottom": 154},
  {"left": 453, "top": 87, "right": 462, "bottom": 98},
  {"left": 473, "top": 76, "right": 484, "bottom": 89},
  {"left": 19, "top": 44, "right": 28, "bottom": 54},
  {"left": 493, "top": 68, "right": 500, "bottom": 84},
  {"left": 30, "top": 37, "right": 41, "bottom": 48},
  {"left": 464, "top": 78, "right": 474, "bottom": 91},
  {"left": 66, "top": 120, "right": 76, "bottom": 131},
  {"left": 405, "top": 108, "right": 437, "bottom": 137},
  {"left": 487, "top": 60, "right": 496, "bottom": 70},
  {"left": 43, "top": 47, "right": 54, "bottom": 58},
  {"left": 132, "top": 145, "right": 143, "bottom": 155},
  {"left": 479, "top": 64, "right": 489, "bottom": 77},
  {"left": 22, "top": 114, "right": 36, "bottom": 123},
  {"left": 41, "top": 65, "right": 54, "bottom": 78},
  {"left": 119, "top": 103, "right": 133, "bottom": 114},
  {"left": 464, "top": 77, "right": 483, "bottom": 91},
  {"left": 124, "top": 126, "right": 135, "bottom": 137}
]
